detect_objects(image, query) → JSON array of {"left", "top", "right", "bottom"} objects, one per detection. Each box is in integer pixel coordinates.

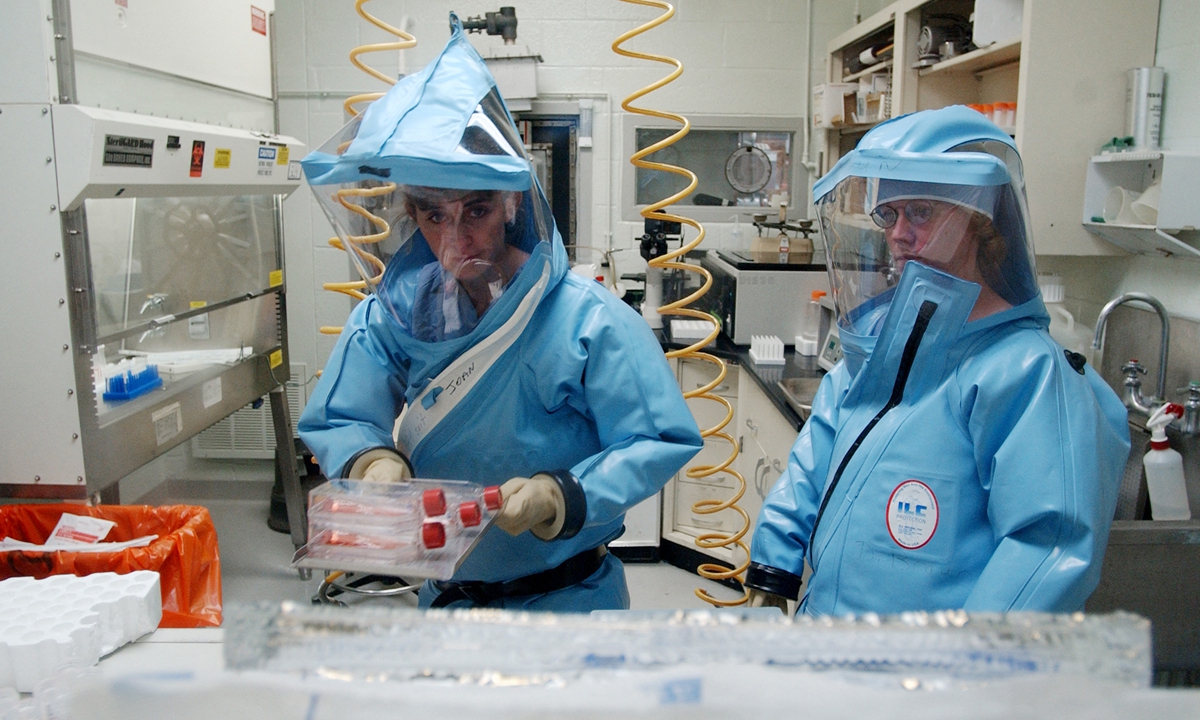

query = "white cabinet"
[
  {"left": 736, "top": 370, "right": 798, "bottom": 515},
  {"left": 662, "top": 357, "right": 744, "bottom": 566},
  {"left": 663, "top": 358, "right": 801, "bottom": 569},
  {"left": 1081, "top": 152, "right": 1200, "bottom": 260},
  {"left": 821, "top": 0, "right": 1161, "bottom": 256}
]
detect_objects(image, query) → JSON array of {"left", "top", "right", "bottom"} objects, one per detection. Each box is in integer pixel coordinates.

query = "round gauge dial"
[{"left": 725, "top": 145, "right": 773, "bottom": 195}]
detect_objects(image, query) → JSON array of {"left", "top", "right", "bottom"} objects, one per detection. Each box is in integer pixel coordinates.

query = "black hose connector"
[{"left": 462, "top": 6, "right": 518, "bottom": 44}]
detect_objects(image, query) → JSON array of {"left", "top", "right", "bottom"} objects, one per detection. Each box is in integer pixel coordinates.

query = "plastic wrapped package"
[
  {"left": 224, "top": 602, "right": 1154, "bottom": 688},
  {"left": 0, "top": 505, "right": 221, "bottom": 627},
  {"left": 292, "top": 479, "right": 500, "bottom": 580}
]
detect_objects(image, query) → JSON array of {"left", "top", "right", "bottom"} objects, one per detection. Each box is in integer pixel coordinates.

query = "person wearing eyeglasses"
[{"left": 743, "top": 106, "right": 1130, "bottom": 616}]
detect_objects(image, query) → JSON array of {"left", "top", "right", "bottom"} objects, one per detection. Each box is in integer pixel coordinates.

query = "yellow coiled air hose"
[
  {"left": 613, "top": 0, "right": 749, "bottom": 607},
  {"left": 319, "top": 0, "right": 417, "bottom": 337}
]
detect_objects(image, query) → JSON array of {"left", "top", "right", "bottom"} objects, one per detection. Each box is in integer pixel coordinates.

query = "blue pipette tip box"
[{"left": 102, "top": 365, "right": 163, "bottom": 402}]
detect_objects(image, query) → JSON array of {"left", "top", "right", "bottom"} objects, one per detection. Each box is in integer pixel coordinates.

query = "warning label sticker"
[
  {"left": 190, "top": 140, "right": 205, "bottom": 177},
  {"left": 214, "top": 148, "right": 232, "bottom": 168},
  {"left": 251, "top": 6, "right": 267, "bottom": 35},
  {"left": 257, "top": 146, "right": 275, "bottom": 177},
  {"left": 152, "top": 402, "right": 183, "bottom": 446}
]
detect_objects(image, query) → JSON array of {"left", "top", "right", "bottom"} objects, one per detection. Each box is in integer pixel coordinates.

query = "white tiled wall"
[
  {"left": 1041, "top": 0, "right": 1200, "bottom": 327},
  {"left": 276, "top": 0, "right": 866, "bottom": 377}
]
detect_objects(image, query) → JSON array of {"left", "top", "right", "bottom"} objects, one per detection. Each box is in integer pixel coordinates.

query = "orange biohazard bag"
[{"left": 0, "top": 504, "right": 221, "bottom": 627}]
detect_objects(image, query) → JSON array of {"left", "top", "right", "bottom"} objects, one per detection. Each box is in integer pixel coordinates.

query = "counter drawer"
[
  {"left": 673, "top": 478, "right": 744, "bottom": 535},
  {"left": 679, "top": 358, "right": 738, "bottom": 399}
]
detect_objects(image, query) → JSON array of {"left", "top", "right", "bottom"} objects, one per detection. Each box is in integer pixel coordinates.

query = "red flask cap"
[
  {"left": 422, "top": 488, "right": 447, "bottom": 517},
  {"left": 421, "top": 520, "right": 446, "bottom": 549},
  {"left": 483, "top": 485, "right": 503, "bottom": 511},
  {"left": 459, "top": 501, "right": 482, "bottom": 527}
]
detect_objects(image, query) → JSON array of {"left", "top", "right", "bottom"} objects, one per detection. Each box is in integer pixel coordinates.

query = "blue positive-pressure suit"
[
  {"left": 297, "top": 18, "right": 702, "bottom": 612},
  {"left": 748, "top": 262, "right": 1131, "bottom": 615},
  {"left": 300, "top": 243, "right": 701, "bottom": 611},
  {"left": 746, "top": 105, "right": 1131, "bottom": 615}
]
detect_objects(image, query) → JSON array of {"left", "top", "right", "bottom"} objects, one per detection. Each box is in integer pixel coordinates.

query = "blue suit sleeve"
[
  {"left": 565, "top": 300, "right": 703, "bottom": 529},
  {"left": 748, "top": 368, "right": 845, "bottom": 591},
  {"left": 297, "top": 298, "right": 409, "bottom": 478},
  {"left": 958, "top": 345, "right": 1130, "bottom": 612}
]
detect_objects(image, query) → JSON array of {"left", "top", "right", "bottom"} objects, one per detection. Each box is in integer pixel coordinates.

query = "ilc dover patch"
[{"left": 886, "top": 479, "right": 939, "bottom": 550}]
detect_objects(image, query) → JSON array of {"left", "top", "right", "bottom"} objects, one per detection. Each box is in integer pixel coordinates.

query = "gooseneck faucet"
[{"left": 1092, "top": 293, "right": 1170, "bottom": 416}]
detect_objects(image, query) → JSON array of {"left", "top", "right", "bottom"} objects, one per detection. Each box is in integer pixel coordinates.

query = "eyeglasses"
[{"left": 870, "top": 200, "right": 934, "bottom": 229}]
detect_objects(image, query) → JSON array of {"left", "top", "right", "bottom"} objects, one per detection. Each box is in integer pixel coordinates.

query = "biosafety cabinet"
[{"left": 0, "top": 0, "right": 306, "bottom": 504}]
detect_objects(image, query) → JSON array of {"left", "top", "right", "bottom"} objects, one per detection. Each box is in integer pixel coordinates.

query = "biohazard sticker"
[{"left": 886, "top": 480, "right": 939, "bottom": 550}]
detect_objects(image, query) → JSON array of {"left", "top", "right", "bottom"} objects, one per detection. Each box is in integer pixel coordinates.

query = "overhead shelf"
[
  {"left": 831, "top": 121, "right": 882, "bottom": 135},
  {"left": 918, "top": 37, "right": 1021, "bottom": 77},
  {"left": 842, "top": 58, "right": 893, "bottom": 84},
  {"left": 1092, "top": 151, "right": 1164, "bottom": 163}
]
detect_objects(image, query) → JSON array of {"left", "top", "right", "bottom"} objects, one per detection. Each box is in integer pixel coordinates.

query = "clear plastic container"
[
  {"left": 293, "top": 479, "right": 502, "bottom": 580},
  {"left": 796, "top": 290, "right": 827, "bottom": 356}
]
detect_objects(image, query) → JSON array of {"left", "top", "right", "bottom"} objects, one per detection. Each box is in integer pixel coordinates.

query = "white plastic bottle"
[
  {"left": 1039, "top": 274, "right": 1096, "bottom": 365},
  {"left": 796, "top": 290, "right": 827, "bottom": 356},
  {"left": 1143, "top": 403, "right": 1191, "bottom": 521}
]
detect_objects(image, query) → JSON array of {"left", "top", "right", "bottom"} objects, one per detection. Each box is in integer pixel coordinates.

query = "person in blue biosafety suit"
[
  {"left": 296, "top": 17, "right": 702, "bottom": 612},
  {"left": 744, "top": 106, "right": 1131, "bottom": 615}
]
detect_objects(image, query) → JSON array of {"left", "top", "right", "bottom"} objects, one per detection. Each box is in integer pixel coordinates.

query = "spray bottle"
[{"left": 1143, "top": 403, "right": 1190, "bottom": 520}]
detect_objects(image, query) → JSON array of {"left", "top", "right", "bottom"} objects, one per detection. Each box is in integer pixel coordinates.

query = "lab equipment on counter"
[
  {"left": 749, "top": 205, "right": 819, "bottom": 260},
  {"left": 795, "top": 289, "right": 826, "bottom": 356},
  {"left": 636, "top": 218, "right": 681, "bottom": 330},
  {"left": 1143, "top": 403, "right": 1190, "bottom": 521},
  {"left": 748, "top": 335, "right": 785, "bottom": 366},
  {"left": 0, "top": 571, "right": 160, "bottom": 691},
  {"left": 669, "top": 318, "right": 714, "bottom": 343},
  {"left": 697, "top": 250, "right": 827, "bottom": 345},
  {"left": 816, "top": 292, "right": 842, "bottom": 372},
  {"left": 291, "top": 479, "right": 501, "bottom": 580}
]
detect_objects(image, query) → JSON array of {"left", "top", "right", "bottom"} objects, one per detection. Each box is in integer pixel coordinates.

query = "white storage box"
[
  {"left": 813, "top": 83, "right": 856, "bottom": 129},
  {"left": 973, "top": 0, "right": 1024, "bottom": 47}
]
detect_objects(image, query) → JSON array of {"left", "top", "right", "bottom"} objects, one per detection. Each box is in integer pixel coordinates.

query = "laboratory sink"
[{"left": 777, "top": 377, "right": 824, "bottom": 421}]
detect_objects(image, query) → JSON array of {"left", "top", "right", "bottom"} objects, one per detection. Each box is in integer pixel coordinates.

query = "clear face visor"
[
  {"left": 308, "top": 89, "right": 554, "bottom": 343},
  {"left": 816, "top": 142, "right": 1037, "bottom": 334}
]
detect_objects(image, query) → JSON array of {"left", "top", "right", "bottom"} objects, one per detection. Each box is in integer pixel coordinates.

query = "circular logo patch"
[{"left": 886, "top": 480, "right": 939, "bottom": 550}]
